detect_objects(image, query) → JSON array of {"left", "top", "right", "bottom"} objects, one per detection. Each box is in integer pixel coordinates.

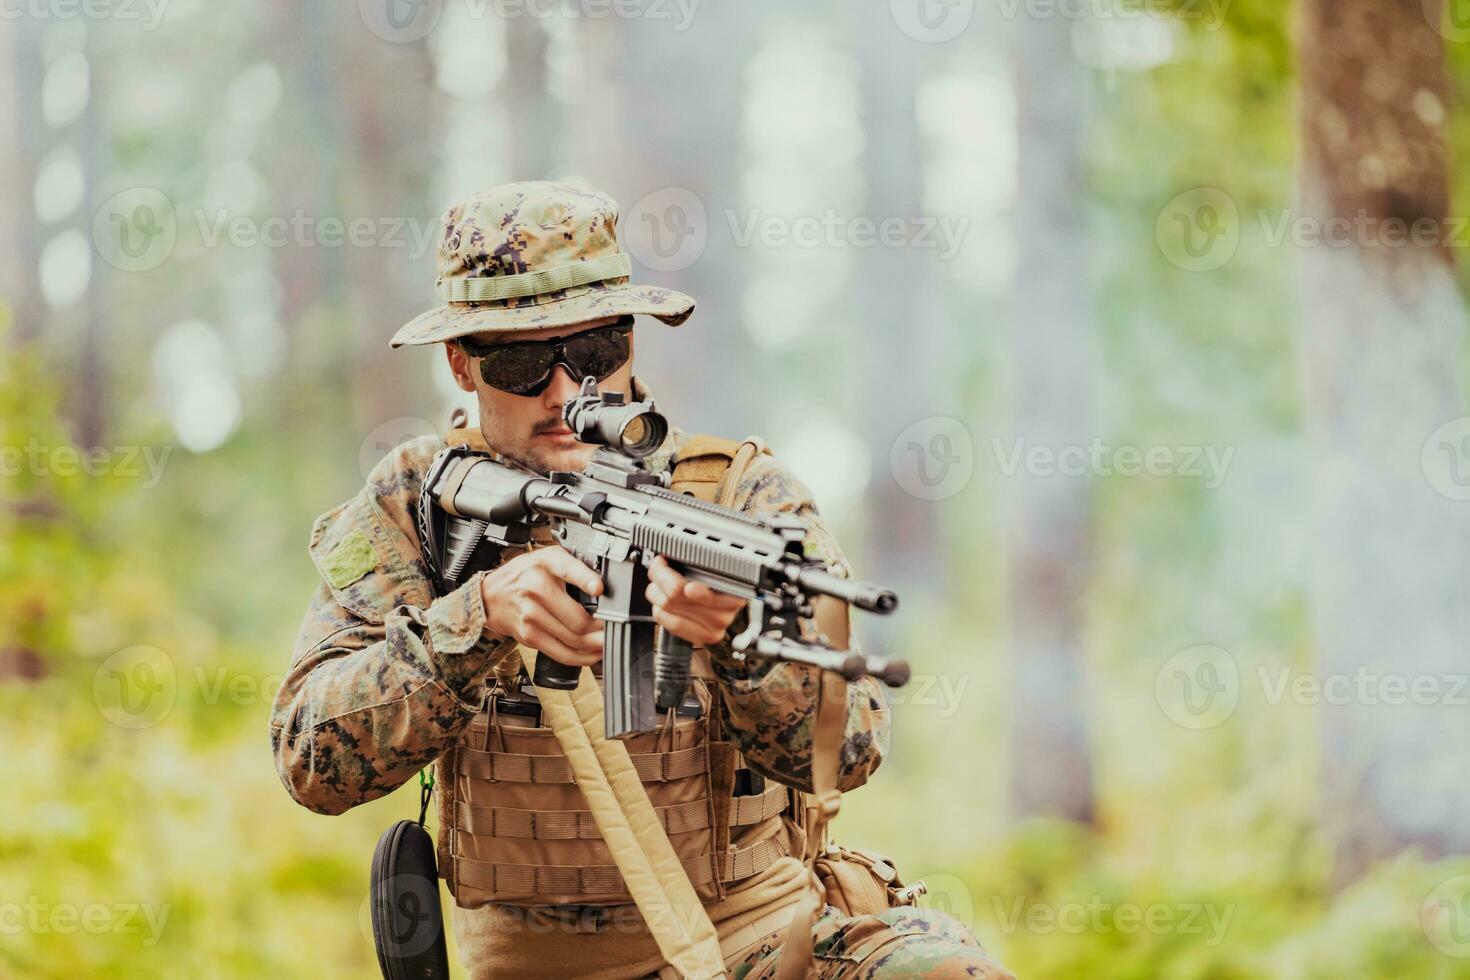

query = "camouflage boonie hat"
[{"left": 390, "top": 180, "right": 695, "bottom": 347}]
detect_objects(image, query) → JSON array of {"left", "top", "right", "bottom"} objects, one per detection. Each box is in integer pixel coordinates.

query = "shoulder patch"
[{"left": 321, "top": 529, "right": 378, "bottom": 589}]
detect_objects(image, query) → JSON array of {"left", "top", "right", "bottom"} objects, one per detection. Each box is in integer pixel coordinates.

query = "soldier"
[{"left": 270, "top": 180, "right": 1013, "bottom": 979}]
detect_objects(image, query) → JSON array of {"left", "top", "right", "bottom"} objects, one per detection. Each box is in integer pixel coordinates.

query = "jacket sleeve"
[
  {"left": 706, "top": 455, "right": 891, "bottom": 794},
  {"left": 270, "top": 465, "right": 521, "bottom": 815}
]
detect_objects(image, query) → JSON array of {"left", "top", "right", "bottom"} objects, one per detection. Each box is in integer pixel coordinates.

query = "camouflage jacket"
[{"left": 270, "top": 399, "right": 891, "bottom": 816}]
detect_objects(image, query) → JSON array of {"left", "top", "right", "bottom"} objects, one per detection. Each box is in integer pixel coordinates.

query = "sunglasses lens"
[
  {"left": 469, "top": 321, "right": 632, "bottom": 395},
  {"left": 564, "top": 327, "right": 632, "bottom": 382},
  {"left": 477, "top": 344, "right": 555, "bottom": 394}
]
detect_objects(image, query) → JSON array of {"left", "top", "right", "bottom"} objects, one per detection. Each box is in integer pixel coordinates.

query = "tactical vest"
[{"left": 434, "top": 434, "right": 803, "bottom": 909}]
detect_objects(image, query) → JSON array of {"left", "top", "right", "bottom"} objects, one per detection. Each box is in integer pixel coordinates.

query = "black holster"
[{"left": 370, "top": 819, "right": 450, "bottom": 980}]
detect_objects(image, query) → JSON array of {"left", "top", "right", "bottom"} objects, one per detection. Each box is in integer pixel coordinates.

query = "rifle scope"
[{"left": 563, "top": 376, "right": 668, "bottom": 459}]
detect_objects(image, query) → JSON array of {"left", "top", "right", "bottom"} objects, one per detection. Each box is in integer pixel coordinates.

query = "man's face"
[{"left": 444, "top": 314, "right": 635, "bottom": 475}]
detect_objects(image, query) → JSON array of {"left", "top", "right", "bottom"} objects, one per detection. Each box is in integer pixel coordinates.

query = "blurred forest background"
[{"left": 6, "top": 0, "right": 1470, "bottom": 976}]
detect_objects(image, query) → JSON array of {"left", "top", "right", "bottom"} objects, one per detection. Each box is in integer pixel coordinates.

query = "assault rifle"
[{"left": 419, "top": 376, "right": 909, "bottom": 739}]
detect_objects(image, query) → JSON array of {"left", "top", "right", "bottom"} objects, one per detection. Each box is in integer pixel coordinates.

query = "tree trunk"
[
  {"left": 0, "top": 18, "right": 41, "bottom": 341},
  {"left": 1008, "top": 11, "right": 1097, "bottom": 824},
  {"left": 853, "top": 4, "right": 942, "bottom": 621},
  {"left": 1298, "top": 0, "right": 1470, "bottom": 879},
  {"left": 504, "top": 14, "right": 555, "bottom": 180},
  {"left": 340, "top": 13, "right": 440, "bottom": 433},
  {"left": 571, "top": 9, "right": 754, "bottom": 435}
]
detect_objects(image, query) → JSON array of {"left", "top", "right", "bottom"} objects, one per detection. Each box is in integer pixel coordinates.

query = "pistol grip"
[{"left": 532, "top": 652, "right": 581, "bottom": 691}]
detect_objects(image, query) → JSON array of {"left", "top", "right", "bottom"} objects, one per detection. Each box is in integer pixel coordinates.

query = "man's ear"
[{"left": 444, "top": 342, "right": 478, "bottom": 394}]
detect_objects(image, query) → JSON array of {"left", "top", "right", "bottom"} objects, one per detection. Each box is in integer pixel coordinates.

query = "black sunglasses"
[{"left": 458, "top": 317, "right": 634, "bottom": 396}]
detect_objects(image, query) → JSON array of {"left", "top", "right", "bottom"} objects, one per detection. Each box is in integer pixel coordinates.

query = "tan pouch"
[{"left": 814, "top": 845, "right": 926, "bottom": 916}]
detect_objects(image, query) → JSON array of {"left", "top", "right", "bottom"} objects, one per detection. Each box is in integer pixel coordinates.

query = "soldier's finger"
[
  {"left": 664, "top": 594, "right": 735, "bottom": 631},
  {"left": 647, "top": 556, "right": 688, "bottom": 599},
  {"left": 541, "top": 547, "right": 604, "bottom": 596},
  {"left": 651, "top": 605, "right": 724, "bottom": 647},
  {"left": 681, "top": 580, "right": 744, "bottom": 609},
  {"left": 528, "top": 627, "right": 604, "bottom": 666},
  {"left": 541, "top": 584, "right": 600, "bottom": 634},
  {"left": 528, "top": 608, "right": 604, "bottom": 655},
  {"left": 647, "top": 583, "right": 729, "bottom": 632}
]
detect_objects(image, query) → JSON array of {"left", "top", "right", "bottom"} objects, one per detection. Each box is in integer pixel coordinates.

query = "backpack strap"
[
  {"left": 516, "top": 645, "right": 725, "bottom": 978},
  {"left": 671, "top": 434, "right": 770, "bottom": 506}
]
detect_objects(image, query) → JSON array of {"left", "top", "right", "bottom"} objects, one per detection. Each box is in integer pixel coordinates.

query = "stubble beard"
[
  {"left": 481, "top": 414, "right": 597, "bottom": 476},
  {"left": 501, "top": 443, "right": 594, "bottom": 476}
]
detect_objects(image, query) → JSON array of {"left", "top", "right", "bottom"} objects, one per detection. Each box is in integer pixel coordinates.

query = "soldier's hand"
[
  {"left": 646, "top": 555, "right": 745, "bottom": 646},
  {"left": 481, "top": 547, "right": 606, "bottom": 667}
]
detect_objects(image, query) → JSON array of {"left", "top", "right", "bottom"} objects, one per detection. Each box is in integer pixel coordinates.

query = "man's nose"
[{"left": 541, "top": 363, "right": 584, "bottom": 408}]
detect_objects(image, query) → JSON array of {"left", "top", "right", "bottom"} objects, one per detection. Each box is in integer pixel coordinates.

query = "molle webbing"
[
  {"left": 455, "top": 743, "right": 708, "bottom": 784},
  {"left": 440, "top": 433, "right": 799, "bottom": 978},
  {"left": 456, "top": 782, "right": 789, "bottom": 839},
  {"left": 452, "top": 835, "right": 790, "bottom": 898}
]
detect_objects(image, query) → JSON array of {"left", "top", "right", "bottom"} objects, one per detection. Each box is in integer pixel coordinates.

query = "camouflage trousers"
[{"left": 730, "top": 905, "right": 1015, "bottom": 979}]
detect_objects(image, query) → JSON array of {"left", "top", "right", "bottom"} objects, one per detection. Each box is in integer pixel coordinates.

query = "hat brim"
[{"left": 390, "top": 282, "right": 695, "bottom": 348}]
